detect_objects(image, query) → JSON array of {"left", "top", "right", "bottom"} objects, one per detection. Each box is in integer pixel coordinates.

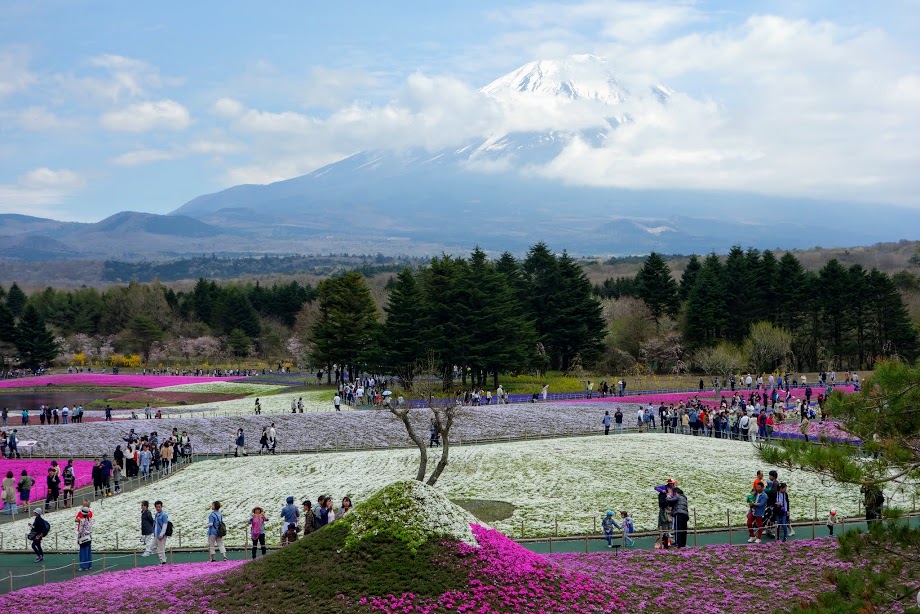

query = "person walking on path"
[
  {"left": 153, "top": 500, "right": 169, "bottom": 564},
  {"left": 139, "top": 444, "right": 152, "bottom": 480},
  {"left": 17, "top": 469, "right": 33, "bottom": 506},
  {"left": 76, "top": 503, "right": 93, "bottom": 570},
  {"left": 141, "top": 500, "right": 155, "bottom": 556},
  {"left": 612, "top": 511, "right": 636, "bottom": 547},
  {"left": 207, "top": 501, "right": 228, "bottom": 561},
  {"left": 235, "top": 429, "right": 247, "bottom": 457},
  {"left": 249, "top": 506, "right": 268, "bottom": 559},
  {"left": 602, "top": 510, "right": 617, "bottom": 547},
  {"left": 602, "top": 411, "right": 611, "bottom": 435},
  {"left": 259, "top": 428, "right": 271, "bottom": 455},
  {"left": 29, "top": 508, "right": 50, "bottom": 562},
  {"left": 2, "top": 471, "right": 17, "bottom": 515},
  {"left": 614, "top": 408, "right": 623, "bottom": 434},
  {"left": 747, "top": 482, "right": 768, "bottom": 543}
]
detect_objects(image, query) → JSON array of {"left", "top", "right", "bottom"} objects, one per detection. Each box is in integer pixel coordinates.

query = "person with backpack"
[
  {"left": 612, "top": 511, "right": 636, "bottom": 547},
  {"left": 29, "top": 508, "right": 50, "bottom": 562},
  {"left": 207, "top": 501, "right": 228, "bottom": 561},
  {"left": 259, "top": 428, "right": 271, "bottom": 455},
  {"left": 602, "top": 411, "right": 611, "bottom": 435},
  {"left": 62, "top": 462, "right": 76, "bottom": 508},
  {"left": 249, "top": 507, "right": 268, "bottom": 558},
  {"left": 140, "top": 500, "right": 155, "bottom": 556},
  {"left": 153, "top": 500, "right": 170, "bottom": 564}
]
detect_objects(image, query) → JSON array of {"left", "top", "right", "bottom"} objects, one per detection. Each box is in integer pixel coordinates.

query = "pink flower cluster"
[
  {"left": 360, "top": 524, "right": 626, "bottom": 613},
  {"left": 548, "top": 538, "right": 853, "bottom": 613},
  {"left": 0, "top": 459, "right": 95, "bottom": 502},
  {"left": 0, "top": 373, "right": 242, "bottom": 390},
  {"left": 0, "top": 560, "right": 245, "bottom": 613}
]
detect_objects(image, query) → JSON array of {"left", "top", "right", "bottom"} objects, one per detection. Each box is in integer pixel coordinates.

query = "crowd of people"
[{"left": 598, "top": 388, "right": 835, "bottom": 442}]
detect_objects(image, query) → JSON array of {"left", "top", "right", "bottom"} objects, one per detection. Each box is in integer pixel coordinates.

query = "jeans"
[
  {"left": 604, "top": 529, "right": 613, "bottom": 546},
  {"left": 141, "top": 463, "right": 150, "bottom": 479},
  {"left": 616, "top": 423, "right": 623, "bottom": 434},
  {"left": 79, "top": 541, "right": 92, "bottom": 569},
  {"left": 673, "top": 515, "right": 689, "bottom": 548},
  {"left": 774, "top": 511, "right": 788, "bottom": 540},
  {"left": 142, "top": 534, "right": 154, "bottom": 556},
  {"left": 31, "top": 538, "right": 43, "bottom": 558},
  {"left": 156, "top": 536, "right": 167, "bottom": 563}
]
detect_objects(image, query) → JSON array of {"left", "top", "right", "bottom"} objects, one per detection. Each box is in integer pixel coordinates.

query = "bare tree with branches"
[{"left": 388, "top": 351, "right": 458, "bottom": 486}]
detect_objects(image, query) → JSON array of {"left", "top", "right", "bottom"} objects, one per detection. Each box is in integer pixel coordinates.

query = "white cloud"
[
  {"left": 0, "top": 168, "right": 86, "bottom": 215},
  {"left": 0, "top": 48, "right": 36, "bottom": 97},
  {"left": 19, "top": 167, "right": 85, "bottom": 189},
  {"left": 16, "top": 106, "right": 70, "bottom": 130},
  {"left": 109, "top": 149, "right": 176, "bottom": 166},
  {"left": 212, "top": 97, "right": 246, "bottom": 118},
  {"left": 100, "top": 99, "right": 191, "bottom": 132}
]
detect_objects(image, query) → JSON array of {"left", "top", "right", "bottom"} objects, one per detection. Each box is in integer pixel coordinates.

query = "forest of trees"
[
  {"left": 597, "top": 247, "right": 919, "bottom": 373},
  {"left": 0, "top": 243, "right": 916, "bottom": 380}
]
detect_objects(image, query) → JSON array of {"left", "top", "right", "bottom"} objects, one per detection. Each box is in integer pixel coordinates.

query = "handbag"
[
  {"left": 27, "top": 529, "right": 37, "bottom": 541},
  {"left": 78, "top": 535, "right": 91, "bottom": 545}
]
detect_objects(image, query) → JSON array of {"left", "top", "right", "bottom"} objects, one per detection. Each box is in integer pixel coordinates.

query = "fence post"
[
  {"left": 813, "top": 497, "right": 818, "bottom": 526},
  {"left": 41, "top": 565, "right": 45, "bottom": 585},
  {"left": 102, "top": 554, "right": 106, "bottom": 571},
  {"left": 727, "top": 510, "right": 732, "bottom": 545},
  {"left": 134, "top": 548, "right": 137, "bottom": 568},
  {"left": 554, "top": 517, "right": 558, "bottom": 537},
  {"left": 8, "top": 571, "right": 12, "bottom": 592},
  {"left": 170, "top": 548, "right": 174, "bottom": 564},
  {"left": 584, "top": 535, "right": 588, "bottom": 553},
  {"left": 71, "top": 559, "right": 75, "bottom": 579},
  {"left": 178, "top": 530, "right": 182, "bottom": 549},
  {"left": 548, "top": 536, "right": 552, "bottom": 553},
  {"left": 693, "top": 508, "right": 698, "bottom": 547},
  {"left": 116, "top": 533, "right": 119, "bottom": 550},
  {"left": 520, "top": 519, "right": 524, "bottom": 539}
]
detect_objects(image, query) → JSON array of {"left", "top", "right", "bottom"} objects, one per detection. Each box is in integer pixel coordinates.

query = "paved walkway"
[{"left": 520, "top": 514, "right": 920, "bottom": 554}]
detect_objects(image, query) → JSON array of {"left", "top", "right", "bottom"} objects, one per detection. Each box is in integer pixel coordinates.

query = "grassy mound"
[
  {"left": 453, "top": 498, "right": 517, "bottom": 522},
  {"left": 204, "top": 481, "right": 624, "bottom": 613}
]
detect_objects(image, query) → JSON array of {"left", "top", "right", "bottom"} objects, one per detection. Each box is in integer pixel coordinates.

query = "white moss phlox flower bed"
[
  {"left": 0, "top": 434, "right": 886, "bottom": 551},
  {"left": 149, "top": 382, "right": 287, "bottom": 395}
]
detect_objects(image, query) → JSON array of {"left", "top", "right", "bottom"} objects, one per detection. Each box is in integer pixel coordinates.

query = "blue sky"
[{"left": 1, "top": 0, "right": 918, "bottom": 220}]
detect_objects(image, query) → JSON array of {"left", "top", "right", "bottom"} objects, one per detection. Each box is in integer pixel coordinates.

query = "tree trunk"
[
  {"left": 391, "top": 407, "right": 428, "bottom": 481},
  {"left": 426, "top": 435, "right": 450, "bottom": 486},
  {"left": 426, "top": 405, "right": 455, "bottom": 486},
  {"left": 492, "top": 369, "right": 499, "bottom": 390}
]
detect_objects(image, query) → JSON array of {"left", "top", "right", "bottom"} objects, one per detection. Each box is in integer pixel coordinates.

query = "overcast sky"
[{"left": 1, "top": 0, "right": 918, "bottom": 220}]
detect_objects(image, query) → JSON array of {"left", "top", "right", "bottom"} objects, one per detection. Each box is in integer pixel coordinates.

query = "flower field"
[
  {"left": 0, "top": 560, "right": 245, "bottom": 613},
  {"left": 0, "top": 434, "right": 878, "bottom": 550},
  {"left": 149, "top": 381, "right": 287, "bottom": 395},
  {"left": 153, "top": 389, "right": 333, "bottom": 417},
  {"left": 0, "top": 373, "right": 243, "bottom": 389},
  {"left": 548, "top": 538, "right": 856, "bottom": 613},
  {"left": 0, "top": 459, "right": 95, "bottom": 502}
]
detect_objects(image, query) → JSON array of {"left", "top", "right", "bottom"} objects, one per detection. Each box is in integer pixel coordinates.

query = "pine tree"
[
  {"left": 683, "top": 254, "right": 727, "bottom": 349},
  {"left": 310, "top": 272, "right": 379, "bottom": 380},
  {"left": 636, "top": 252, "right": 679, "bottom": 325},
  {"left": 678, "top": 255, "right": 701, "bottom": 302},
  {"left": 128, "top": 315, "right": 164, "bottom": 363},
  {"left": 865, "top": 269, "right": 919, "bottom": 365},
  {"left": 6, "top": 282, "right": 27, "bottom": 318},
  {"left": 213, "top": 286, "right": 261, "bottom": 339},
  {"left": 15, "top": 305, "right": 59, "bottom": 369},
  {"left": 380, "top": 268, "right": 429, "bottom": 387},
  {"left": 551, "top": 251, "right": 606, "bottom": 370}
]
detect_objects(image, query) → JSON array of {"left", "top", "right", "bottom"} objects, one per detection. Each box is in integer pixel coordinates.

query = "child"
[
  {"left": 613, "top": 511, "right": 636, "bottom": 547},
  {"left": 112, "top": 461, "right": 122, "bottom": 495},
  {"left": 826, "top": 508, "right": 838, "bottom": 535},
  {"left": 602, "top": 510, "right": 616, "bottom": 547}
]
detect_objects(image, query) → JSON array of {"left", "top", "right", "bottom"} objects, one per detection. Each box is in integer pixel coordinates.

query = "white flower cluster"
[
  {"left": 149, "top": 382, "right": 286, "bottom": 395},
  {"left": 0, "top": 434, "right": 890, "bottom": 551}
]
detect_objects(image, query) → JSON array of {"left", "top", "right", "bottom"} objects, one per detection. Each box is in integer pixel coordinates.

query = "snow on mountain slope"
[{"left": 481, "top": 54, "right": 631, "bottom": 105}]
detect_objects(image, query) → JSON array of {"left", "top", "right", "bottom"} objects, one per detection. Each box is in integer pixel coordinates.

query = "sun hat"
[
  {"left": 666, "top": 478, "right": 677, "bottom": 485},
  {"left": 34, "top": 508, "right": 42, "bottom": 515},
  {"left": 830, "top": 509, "right": 837, "bottom": 515}
]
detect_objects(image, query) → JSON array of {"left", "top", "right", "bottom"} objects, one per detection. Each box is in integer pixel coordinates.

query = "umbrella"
[{"left": 382, "top": 390, "right": 392, "bottom": 396}]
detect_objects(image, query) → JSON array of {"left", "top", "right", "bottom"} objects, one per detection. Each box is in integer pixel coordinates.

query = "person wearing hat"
[
  {"left": 601, "top": 510, "right": 617, "bottom": 547},
  {"left": 76, "top": 502, "right": 93, "bottom": 570},
  {"left": 29, "top": 508, "right": 50, "bottom": 562},
  {"left": 826, "top": 508, "right": 839, "bottom": 535},
  {"left": 249, "top": 506, "right": 268, "bottom": 558},
  {"left": 280, "top": 496, "right": 299, "bottom": 546}
]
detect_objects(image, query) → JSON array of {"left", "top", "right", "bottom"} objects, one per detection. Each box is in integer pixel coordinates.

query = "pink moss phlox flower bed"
[
  {"left": 548, "top": 538, "right": 857, "bottom": 613},
  {"left": 0, "top": 560, "right": 245, "bottom": 613},
  {"left": 361, "top": 524, "right": 626, "bottom": 613},
  {"left": 0, "top": 459, "right": 95, "bottom": 502},
  {"left": 0, "top": 373, "right": 243, "bottom": 390}
]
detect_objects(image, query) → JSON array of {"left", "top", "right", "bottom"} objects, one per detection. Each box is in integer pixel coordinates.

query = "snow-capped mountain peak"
[{"left": 481, "top": 54, "right": 631, "bottom": 105}]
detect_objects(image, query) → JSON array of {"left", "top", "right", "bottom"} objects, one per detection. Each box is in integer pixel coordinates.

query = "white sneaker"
[
  {"left": 754, "top": 538, "right": 761, "bottom": 544},
  {"left": 789, "top": 530, "right": 796, "bottom": 536},
  {"left": 747, "top": 537, "right": 755, "bottom": 543}
]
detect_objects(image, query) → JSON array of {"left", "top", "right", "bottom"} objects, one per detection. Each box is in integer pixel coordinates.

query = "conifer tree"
[
  {"left": 15, "top": 304, "right": 59, "bottom": 369},
  {"left": 636, "top": 252, "right": 680, "bottom": 325}
]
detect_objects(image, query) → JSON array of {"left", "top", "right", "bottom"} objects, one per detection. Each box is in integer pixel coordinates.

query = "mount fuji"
[{"left": 3, "top": 55, "right": 915, "bottom": 261}]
